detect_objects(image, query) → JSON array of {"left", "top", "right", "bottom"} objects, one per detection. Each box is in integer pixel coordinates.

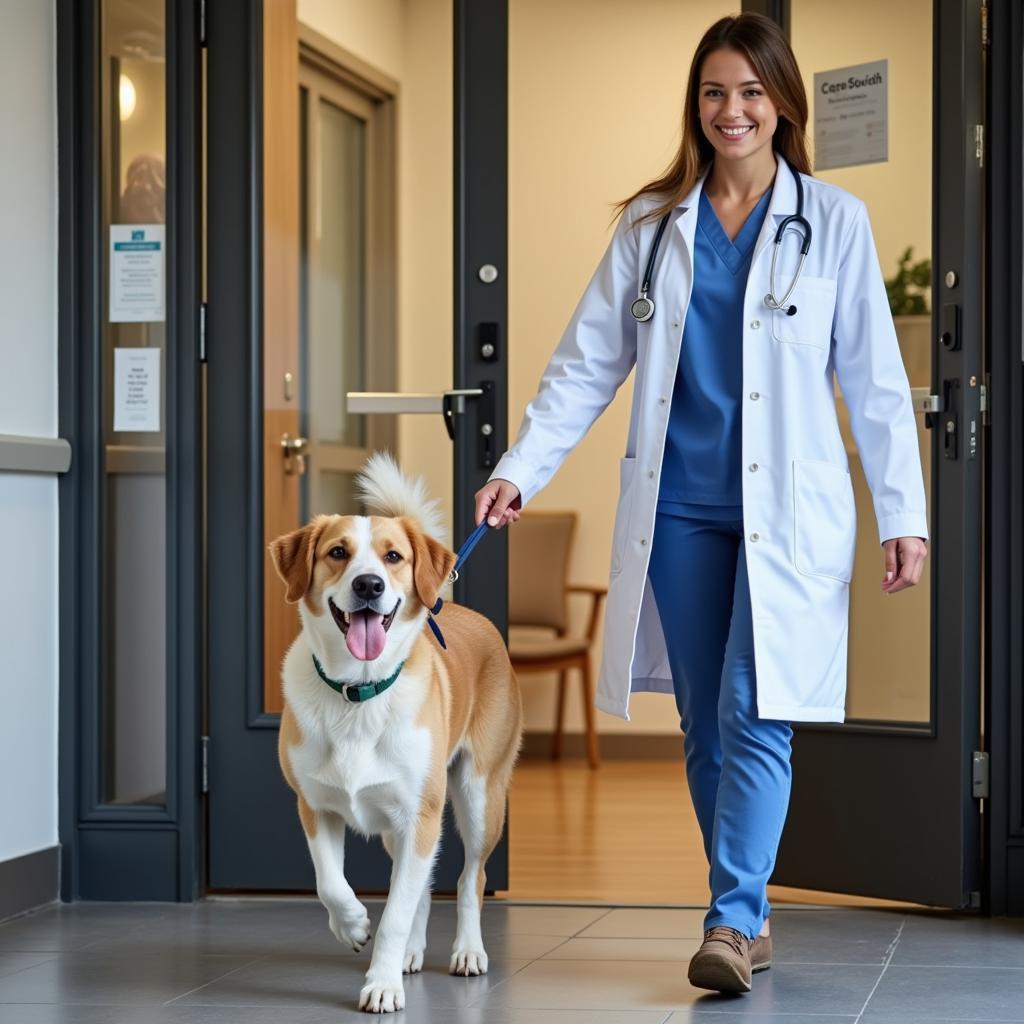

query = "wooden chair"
[{"left": 508, "top": 510, "right": 606, "bottom": 768}]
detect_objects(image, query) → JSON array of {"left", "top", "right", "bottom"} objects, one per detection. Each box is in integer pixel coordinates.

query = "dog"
[{"left": 269, "top": 453, "right": 523, "bottom": 1014}]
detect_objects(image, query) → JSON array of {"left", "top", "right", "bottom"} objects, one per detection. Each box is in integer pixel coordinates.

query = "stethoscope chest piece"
[
  {"left": 630, "top": 295, "right": 655, "bottom": 322},
  {"left": 765, "top": 293, "right": 798, "bottom": 316}
]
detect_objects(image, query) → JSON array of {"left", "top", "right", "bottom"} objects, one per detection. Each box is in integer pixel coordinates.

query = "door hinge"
[
  {"left": 200, "top": 0, "right": 207, "bottom": 47},
  {"left": 975, "top": 124, "right": 984, "bottom": 168},
  {"left": 972, "top": 750, "right": 989, "bottom": 799},
  {"left": 980, "top": 0, "right": 989, "bottom": 49},
  {"left": 981, "top": 373, "right": 989, "bottom": 426},
  {"left": 198, "top": 302, "right": 208, "bottom": 363},
  {"left": 201, "top": 735, "right": 210, "bottom": 793}
]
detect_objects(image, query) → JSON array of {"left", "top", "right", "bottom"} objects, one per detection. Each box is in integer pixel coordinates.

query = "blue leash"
[{"left": 427, "top": 520, "right": 491, "bottom": 649}]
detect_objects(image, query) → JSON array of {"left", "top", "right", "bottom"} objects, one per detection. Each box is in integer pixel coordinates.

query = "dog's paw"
[
  {"left": 449, "top": 948, "right": 488, "bottom": 976},
  {"left": 329, "top": 908, "right": 372, "bottom": 953},
  {"left": 402, "top": 948, "right": 424, "bottom": 974},
  {"left": 358, "top": 974, "right": 405, "bottom": 1013}
]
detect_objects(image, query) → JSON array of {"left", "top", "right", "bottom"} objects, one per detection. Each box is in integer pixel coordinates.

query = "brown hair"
[{"left": 616, "top": 13, "right": 811, "bottom": 225}]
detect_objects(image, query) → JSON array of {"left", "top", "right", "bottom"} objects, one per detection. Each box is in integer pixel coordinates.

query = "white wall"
[{"left": 0, "top": 0, "right": 59, "bottom": 863}]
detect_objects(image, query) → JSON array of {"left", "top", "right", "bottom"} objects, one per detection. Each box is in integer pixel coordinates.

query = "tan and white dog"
[{"left": 269, "top": 454, "right": 523, "bottom": 1014}]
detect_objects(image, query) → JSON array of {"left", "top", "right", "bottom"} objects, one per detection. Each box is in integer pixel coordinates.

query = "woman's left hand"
[{"left": 880, "top": 536, "right": 928, "bottom": 594}]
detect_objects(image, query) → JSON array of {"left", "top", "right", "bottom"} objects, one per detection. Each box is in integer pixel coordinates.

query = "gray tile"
[
  {"left": 767, "top": 909, "right": 905, "bottom": 965},
  {"left": 863, "top": 964, "right": 1024, "bottom": 1020},
  {"left": 0, "top": 952, "right": 57, "bottom": 979},
  {"left": 0, "top": 951, "right": 258, "bottom": 1006},
  {"left": 668, "top": 1015, "right": 855, "bottom": 1023},
  {"left": 480, "top": 905, "right": 612, "bottom": 937},
  {"left": 170, "top": 951, "right": 531, "bottom": 1013},
  {"left": 284, "top": 920, "right": 567, "bottom": 963},
  {"left": 468, "top": 957, "right": 881, "bottom": 1015},
  {"left": 861, "top": 1017, "right": 1024, "bottom": 1024},
  {"left": 0, "top": 904, "right": 179, "bottom": 952},
  {"left": 0, "top": 1007, "right": 372, "bottom": 1024},
  {"left": 578, "top": 908, "right": 706, "bottom": 940},
  {"left": 888, "top": 910, "right": 1024, "bottom": 968},
  {"left": 543, "top": 937, "right": 694, "bottom": 961}
]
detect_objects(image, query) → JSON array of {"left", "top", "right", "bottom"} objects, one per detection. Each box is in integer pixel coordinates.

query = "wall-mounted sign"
[
  {"left": 813, "top": 59, "right": 888, "bottom": 171},
  {"left": 114, "top": 347, "right": 161, "bottom": 432},
  {"left": 110, "top": 224, "right": 165, "bottom": 322}
]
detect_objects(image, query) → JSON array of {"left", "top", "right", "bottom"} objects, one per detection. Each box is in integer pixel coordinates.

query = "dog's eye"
[
  {"left": 384, "top": 550, "right": 403, "bottom": 564},
  {"left": 328, "top": 546, "right": 347, "bottom": 561}
]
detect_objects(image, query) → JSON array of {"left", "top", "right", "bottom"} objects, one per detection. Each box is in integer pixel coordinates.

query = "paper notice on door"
[
  {"left": 114, "top": 347, "right": 161, "bottom": 432},
  {"left": 813, "top": 59, "right": 888, "bottom": 171},
  {"left": 110, "top": 224, "right": 165, "bottom": 322}
]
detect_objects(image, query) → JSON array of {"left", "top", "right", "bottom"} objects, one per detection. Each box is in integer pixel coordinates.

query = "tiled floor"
[{"left": 0, "top": 899, "right": 1022, "bottom": 1022}]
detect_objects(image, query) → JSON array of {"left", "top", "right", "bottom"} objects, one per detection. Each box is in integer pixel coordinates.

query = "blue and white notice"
[
  {"left": 813, "top": 59, "right": 888, "bottom": 171},
  {"left": 110, "top": 224, "right": 165, "bottom": 323}
]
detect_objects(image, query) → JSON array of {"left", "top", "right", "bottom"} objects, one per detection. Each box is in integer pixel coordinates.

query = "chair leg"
[
  {"left": 580, "top": 656, "right": 600, "bottom": 769},
  {"left": 552, "top": 669, "right": 567, "bottom": 760}
]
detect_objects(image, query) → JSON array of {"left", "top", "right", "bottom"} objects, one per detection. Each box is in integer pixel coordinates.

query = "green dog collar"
[{"left": 311, "top": 654, "right": 405, "bottom": 703}]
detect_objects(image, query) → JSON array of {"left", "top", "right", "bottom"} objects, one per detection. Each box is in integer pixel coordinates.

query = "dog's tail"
[{"left": 354, "top": 451, "right": 447, "bottom": 543}]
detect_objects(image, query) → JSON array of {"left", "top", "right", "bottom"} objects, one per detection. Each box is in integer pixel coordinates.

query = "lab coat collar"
[
  {"left": 677, "top": 150, "right": 796, "bottom": 223},
  {"left": 674, "top": 150, "right": 797, "bottom": 261}
]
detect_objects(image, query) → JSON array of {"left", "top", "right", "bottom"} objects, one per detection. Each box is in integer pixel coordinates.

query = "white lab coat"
[{"left": 490, "top": 152, "right": 929, "bottom": 723}]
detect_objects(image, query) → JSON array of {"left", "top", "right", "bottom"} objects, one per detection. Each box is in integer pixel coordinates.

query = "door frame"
[
  {"left": 985, "top": 0, "right": 1024, "bottom": 916},
  {"left": 56, "top": 0, "right": 204, "bottom": 900}
]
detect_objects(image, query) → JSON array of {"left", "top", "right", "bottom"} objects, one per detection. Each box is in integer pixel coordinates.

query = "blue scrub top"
[{"left": 657, "top": 183, "right": 774, "bottom": 521}]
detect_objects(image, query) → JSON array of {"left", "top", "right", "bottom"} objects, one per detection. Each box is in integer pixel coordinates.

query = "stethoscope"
[{"left": 630, "top": 158, "right": 812, "bottom": 323}]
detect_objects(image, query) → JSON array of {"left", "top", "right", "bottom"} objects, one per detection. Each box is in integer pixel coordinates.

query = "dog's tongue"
[{"left": 346, "top": 609, "right": 387, "bottom": 661}]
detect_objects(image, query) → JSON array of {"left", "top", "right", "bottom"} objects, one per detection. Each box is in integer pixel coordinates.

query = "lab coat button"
[
  {"left": 648, "top": 470, "right": 655, "bottom": 479},
  {"left": 749, "top": 463, "right": 759, "bottom": 472},
  {"left": 659, "top": 397, "right": 667, "bottom": 405},
  {"left": 749, "top": 532, "right": 760, "bottom": 542},
  {"left": 750, "top": 319, "right": 760, "bottom": 329},
  {"left": 750, "top": 391, "right": 760, "bottom": 401},
  {"left": 640, "top": 538, "right": 648, "bottom": 546}
]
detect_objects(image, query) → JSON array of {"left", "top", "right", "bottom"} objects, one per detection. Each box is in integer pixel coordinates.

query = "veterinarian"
[{"left": 474, "top": 13, "right": 929, "bottom": 995}]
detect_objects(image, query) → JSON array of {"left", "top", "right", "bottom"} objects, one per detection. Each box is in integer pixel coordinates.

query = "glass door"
[
  {"left": 207, "top": 0, "right": 508, "bottom": 892},
  {"left": 771, "top": 0, "right": 984, "bottom": 908}
]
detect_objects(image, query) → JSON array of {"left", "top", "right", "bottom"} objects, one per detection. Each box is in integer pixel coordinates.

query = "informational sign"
[
  {"left": 114, "top": 347, "right": 161, "bottom": 432},
  {"left": 813, "top": 59, "right": 888, "bottom": 171},
  {"left": 109, "top": 224, "right": 165, "bottom": 322}
]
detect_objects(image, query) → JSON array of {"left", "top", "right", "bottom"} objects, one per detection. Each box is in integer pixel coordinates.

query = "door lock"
[{"left": 281, "top": 433, "right": 309, "bottom": 476}]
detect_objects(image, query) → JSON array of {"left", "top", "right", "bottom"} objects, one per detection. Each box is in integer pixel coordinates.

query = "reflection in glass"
[
  {"left": 101, "top": 0, "right": 167, "bottom": 804},
  {"left": 792, "top": 0, "right": 934, "bottom": 723}
]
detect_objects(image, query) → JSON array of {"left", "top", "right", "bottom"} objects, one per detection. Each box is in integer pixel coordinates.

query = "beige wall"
[{"left": 299, "top": 0, "right": 933, "bottom": 737}]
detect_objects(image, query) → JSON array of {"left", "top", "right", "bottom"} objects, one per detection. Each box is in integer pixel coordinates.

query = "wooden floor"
[{"left": 505, "top": 758, "right": 919, "bottom": 910}]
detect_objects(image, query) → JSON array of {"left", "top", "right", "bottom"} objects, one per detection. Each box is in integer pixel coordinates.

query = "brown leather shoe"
[
  {"left": 688, "top": 926, "right": 767, "bottom": 993},
  {"left": 751, "top": 931, "right": 773, "bottom": 973}
]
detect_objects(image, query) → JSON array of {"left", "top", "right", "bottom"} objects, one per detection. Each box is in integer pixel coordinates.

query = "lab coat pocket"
[
  {"left": 610, "top": 456, "right": 637, "bottom": 576},
  {"left": 771, "top": 275, "right": 837, "bottom": 350},
  {"left": 792, "top": 458, "right": 856, "bottom": 583}
]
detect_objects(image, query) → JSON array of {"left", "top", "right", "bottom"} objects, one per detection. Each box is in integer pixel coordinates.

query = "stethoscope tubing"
[{"left": 634, "top": 159, "right": 812, "bottom": 322}]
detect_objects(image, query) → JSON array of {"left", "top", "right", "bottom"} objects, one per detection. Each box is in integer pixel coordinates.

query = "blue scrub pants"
[{"left": 647, "top": 508, "right": 794, "bottom": 940}]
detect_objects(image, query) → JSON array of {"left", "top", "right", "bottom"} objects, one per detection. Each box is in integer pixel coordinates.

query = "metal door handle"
[
  {"left": 281, "top": 433, "right": 309, "bottom": 476},
  {"left": 911, "top": 387, "right": 944, "bottom": 414},
  {"left": 346, "top": 389, "right": 484, "bottom": 415}
]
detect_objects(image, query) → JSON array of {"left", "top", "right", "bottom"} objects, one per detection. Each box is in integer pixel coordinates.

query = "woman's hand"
[
  {"left": 474, "top": 479, "right": 522, "bottom": 529},
  {"left": 880, "top": 536, "right": 927, "bottom": 594}
]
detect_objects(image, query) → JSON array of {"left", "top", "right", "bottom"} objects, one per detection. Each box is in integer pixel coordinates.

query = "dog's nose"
[{"left": 352, "top": 573, "right": 386, "bottom": 600}]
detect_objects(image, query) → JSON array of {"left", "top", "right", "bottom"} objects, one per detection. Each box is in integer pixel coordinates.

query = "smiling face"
[
  {"left": 270, "top": 514, "right": 456, "bottom": 666},
  {"left": 697, "top": 46, "right": 779, "bottom": 164}
]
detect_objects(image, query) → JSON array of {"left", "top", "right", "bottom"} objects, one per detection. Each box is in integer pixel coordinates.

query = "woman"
[{"left": 474, "top": 13, "right": 929, "bottom": 994}]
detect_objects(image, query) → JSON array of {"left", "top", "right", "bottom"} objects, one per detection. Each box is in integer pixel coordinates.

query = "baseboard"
[
  {"left": 520, "top": 731, "right": 682, "bottom": 761},
  {"left": 0, "top": 846, "right": 60, "bottom": 921}
]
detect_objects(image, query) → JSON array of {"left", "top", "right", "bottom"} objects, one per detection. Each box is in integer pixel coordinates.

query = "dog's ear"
[
  {"left": 269, "top": 519, "right": 328, "bottom": 604},
  {"left": 405, "top": 519, "right": 457, "bottom": 610}
]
